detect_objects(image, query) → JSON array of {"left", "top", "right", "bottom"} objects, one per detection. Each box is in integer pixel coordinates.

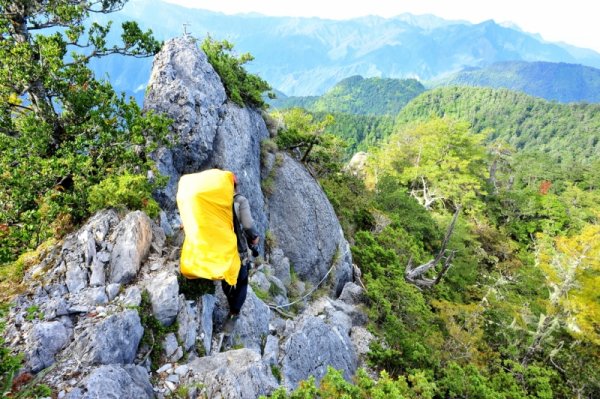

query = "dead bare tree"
[{"left": 405, "top": 206, "right": 461, "bottom": 289}]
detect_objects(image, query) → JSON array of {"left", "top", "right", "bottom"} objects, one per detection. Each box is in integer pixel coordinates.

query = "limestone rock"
[
  {"left": 144, "top": 36, "right": 227, "bottom": 209},
  {"left": 345, "top": 151, "right": 368, "bottom": 177},
  {"left": 69, "top": 310, "right": 143, "bottom": 365},
  {"left": 146, "top": 271, "right": 179, "bottom": 326},
  {"left": 268, "top": 153, "right": 352, "bottom": 293},
  {"left": 26, "top": 321, "right": 70, "bottom": 372},
  {"left": 262, "top": 334, "right": 279, "bottom": 366},
  {"left": 176, "top": 295, "right": 198, "bottom": 352},
  {"left": 269, "top": 248, "right": 291, "bottom": 286},
  {"left": 163, "top": 332, "right": 183, "bottom": 362},
  {"left": 109, "top": 211, "right": 152, "bottom": 285},
  {"left": 215, "top": 288, "right": 270, "bottom": 353},
  {"left": 198, "top": 294, "right": 216, "bottom": 356},
  {"left": 211, "top": 102, "right": 269, "bottom": 238},
  {"left": 281, "top": 315, "right": 357, "bottom": 390},
  {"left": 187, "top": 348, "right": 278, "bottom": 398},
  {"left": 338, "top": 282, "right": 366, "bottom": 305},
  {"left": 66, "top": 365, "right": 153, "bottom": 399}
]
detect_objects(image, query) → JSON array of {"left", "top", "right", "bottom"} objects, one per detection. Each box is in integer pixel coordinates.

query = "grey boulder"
[
  {"left": 187, "top": 348, "right": 278, "bottom": 399},
  {"left": 69, "top": 310, "right": 143, "bottom": 365},
  {"left": 66, "top": 364, "right": 153, "bottom": 399},
  {"left": 26, "top": 321, "right": 70, "bottom": 372},
  {"left": 281, "top": 315, "right": 357, "bottom": 390},
  {"left": 269, "top": 153, "right": 352, "bottom": 293},
  {"left": 109, "top": 211, "right": 152, "bottom": 285}
]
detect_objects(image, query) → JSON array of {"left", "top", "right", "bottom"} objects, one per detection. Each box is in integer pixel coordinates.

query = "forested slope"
[
  {"left": 269, "top": 82, "right": 600, "bottom": 398},
  {"left": 397, "top": 86, "right": 600, "bottom": 162}
]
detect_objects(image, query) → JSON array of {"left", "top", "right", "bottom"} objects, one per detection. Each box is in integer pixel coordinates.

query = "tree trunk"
[{"left": 405, "top": 206, "right": 460, "bottom": 288}]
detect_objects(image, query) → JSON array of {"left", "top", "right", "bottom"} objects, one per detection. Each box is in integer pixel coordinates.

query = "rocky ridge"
[{"left": 3, "top": 36, "right": 371, "bottom": 398}]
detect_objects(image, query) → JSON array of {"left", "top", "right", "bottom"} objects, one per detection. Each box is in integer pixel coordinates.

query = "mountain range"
[
  {"left": 90, "top": 0, "right": 600, "bottom": 100},
  {"left": 434, "top": 61, "right": 600, "bottom": 103}
]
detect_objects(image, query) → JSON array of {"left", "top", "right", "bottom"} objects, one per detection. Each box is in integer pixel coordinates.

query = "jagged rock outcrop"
[
  {"left": 268, "top": 153, "right": 353, "bottom": 295},
  {"left": 143, "top": 37, "right": 226, "bottom": 208},
  {"left": 69, "top": 310, "right": 143, "bottom": 366},
  {"left": 26, "top": 321, "right": 70, "bottom": 373},
  {"left": 281, "top": 315, "right": 357, "bottom": 389},
  {"left": 5, "top": 207, "right": 363, "bottom": 399},
  {"left": 345, "top": 151, "right": 368, "bottom": 178},
  {"left": 4, "top": 36, "right": 366, "bottom": 399},
  {"left": 143, "top": 37, "right": 268, "bottom": 239},
  {"left": 146, "top": 271, "right": 179, "bottom": 326}
]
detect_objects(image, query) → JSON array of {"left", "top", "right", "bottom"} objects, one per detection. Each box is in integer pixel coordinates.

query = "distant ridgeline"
[
  {"left": 91, "top": 1, "right": 600, "bottom": 98},
  {"left": 433, "top": 61, "right": 600, "bottom": 103},
  {"left": 270, "top": 75, "right": 600, "bottom": 162}
]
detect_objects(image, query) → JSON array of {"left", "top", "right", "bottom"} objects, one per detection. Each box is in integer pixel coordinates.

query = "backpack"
[{"left": 177, "top": 169, "right": 241, "bottom": 285}]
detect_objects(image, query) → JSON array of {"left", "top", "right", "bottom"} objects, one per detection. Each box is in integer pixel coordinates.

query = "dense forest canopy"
[
  {"left": 309, "top": 76, "right": 425, "bottom": 116},
  {"left": 269, "top": 76, "right": 424, "bottom": 116},
  {"left": 396, "top": 86, "right": 600, "bottom": 163}
]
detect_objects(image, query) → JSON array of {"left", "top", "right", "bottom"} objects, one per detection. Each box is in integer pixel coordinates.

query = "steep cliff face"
[
  {"left": 267, "top": 153, "right": 353, "bottom": 296},
  {"left": 4, "top": 37, "right": 366, "bottom": 398},
  {"left": 143, "top": 37, "right": 269, "bottom": 240}
]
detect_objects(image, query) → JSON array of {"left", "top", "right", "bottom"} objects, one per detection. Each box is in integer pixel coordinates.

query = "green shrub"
[
  {"left": 88, "top": 172, "right": 163, "bottom": 218},
  {"left": 270, "top": 365, "right": 282, "bottom": 383},
  {"left": 202, "top": 36, "right": 273, "bottom": 109},
  {"left": 260, "top": 367, "right": 417, "bottom": 398}
]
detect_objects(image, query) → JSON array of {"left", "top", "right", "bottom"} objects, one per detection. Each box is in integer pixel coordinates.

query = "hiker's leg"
[
  {"left": 221, "top": 280, "right": 236, "bottom": 311},
  {"left": 230, "top": 261, "right": 249, "bottom": 314},
  {"left": 221, "top": 261, "right": 249, "bottom": 314}
]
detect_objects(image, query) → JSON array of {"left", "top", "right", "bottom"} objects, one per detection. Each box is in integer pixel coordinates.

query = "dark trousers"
[{"left": 221, "top": 261, "right": 249, "bottom": 314}]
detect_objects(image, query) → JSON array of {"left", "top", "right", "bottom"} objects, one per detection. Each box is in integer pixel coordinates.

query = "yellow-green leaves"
[
  {"left": 537, "top": 225, "right": 600, "bottom": 345},
  {"left": 368, "top": 117, "right": 487, "bottom": 212}
]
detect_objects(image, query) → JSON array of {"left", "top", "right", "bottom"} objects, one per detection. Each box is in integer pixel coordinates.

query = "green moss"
[
  {"left": 261, "top": 139, "right": 278, "bottom": 163},
  {"left": 251, "top": 284, "right": 269, "bottom": 301},
  {"left": 264, "top": 230, "right": 276, "bottom": 253},
  {"left": 268, "top": 282, "right": 284, "bottom": 298},
  {"left": 25, "top": 305, "right": 43, "bottom": 321},
  {"left": 138, "top": 290, "right": 178, "bottom": 370},
  {"left": 270, "top": 364, "right": 282, "bottom": 383}
]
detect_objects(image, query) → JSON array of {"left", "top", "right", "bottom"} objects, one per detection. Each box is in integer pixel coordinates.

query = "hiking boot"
[{"left": 223, "top": 313, "right": 239, "bottom": 334}]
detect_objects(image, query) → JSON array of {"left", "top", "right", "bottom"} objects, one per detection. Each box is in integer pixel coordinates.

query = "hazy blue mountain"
[
  {"left": 432, "top": 61, "right": 600, "bottom": 103},
  {"left": 270, "top": 76, "right": 425, "bottom": 115},
  {"left": 89, "top": 0, "right": 600, "bottom": 101}
]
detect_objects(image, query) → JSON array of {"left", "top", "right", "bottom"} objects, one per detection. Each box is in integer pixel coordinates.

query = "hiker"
[
  {"left": 222, "top": 175, "right": 260, "bottom": 331},
  {"left": 176, "top": 169, "right": 260, "bottom": 333}
]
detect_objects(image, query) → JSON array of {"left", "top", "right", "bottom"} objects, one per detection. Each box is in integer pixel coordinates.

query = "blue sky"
[{"left": 161, "top": 0, "right": 600, "bottom": 53}]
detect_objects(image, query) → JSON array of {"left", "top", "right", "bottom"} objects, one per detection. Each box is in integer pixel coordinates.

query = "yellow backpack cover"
[{"left": 177, "top": 169, "right": 241, "bottom": 285}]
